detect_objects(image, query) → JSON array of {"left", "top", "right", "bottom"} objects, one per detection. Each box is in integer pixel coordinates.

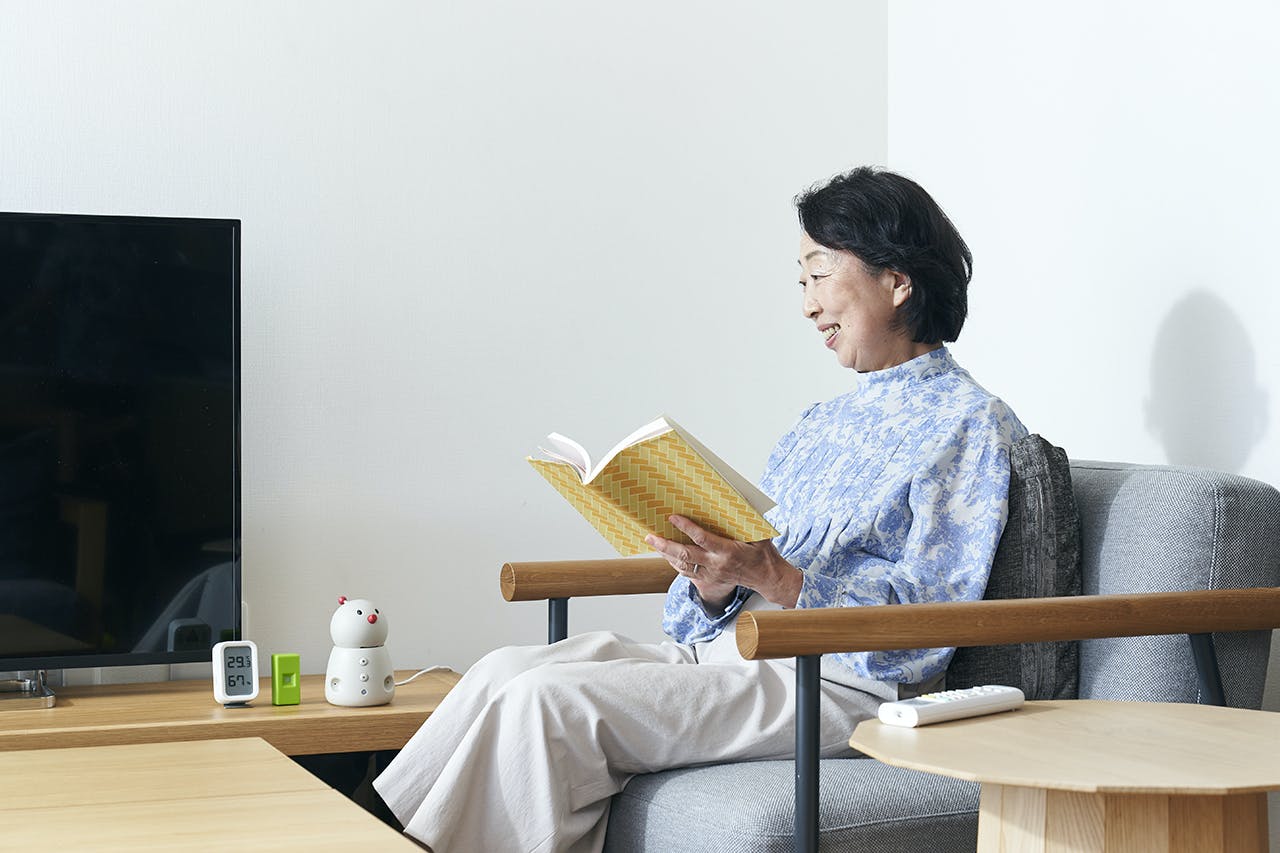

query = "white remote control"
[{"left": 877, "top": 685, "right": 1025, "bottom": 727}]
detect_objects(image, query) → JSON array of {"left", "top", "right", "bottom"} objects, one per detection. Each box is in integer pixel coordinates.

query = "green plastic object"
[{"left": 271, "top": 653, "right": 302, "bottom": 706}]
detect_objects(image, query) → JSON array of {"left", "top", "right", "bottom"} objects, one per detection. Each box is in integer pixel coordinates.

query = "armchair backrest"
[{"left": 1070, "top": 461, "right": 1280, "bottom": 708}]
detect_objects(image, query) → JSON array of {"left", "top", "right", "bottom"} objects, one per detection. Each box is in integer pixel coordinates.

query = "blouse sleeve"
[
  {"left": 796, "top": 399, "right": 1020, "bottom": 683},
  {"left": 661, "top": 579, "right": 753, "bottom": 644}
]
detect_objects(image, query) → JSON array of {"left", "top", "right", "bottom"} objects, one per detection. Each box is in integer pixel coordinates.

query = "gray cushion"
[
  {"left": 947, "top": 434, "right": 1082, "bottom": 699},
  {"left": 604, "top": 759, "right": 978, "bottom": 853},
  {"left": 1069, "top": 461, "right": 1280, "bottom": 708}
]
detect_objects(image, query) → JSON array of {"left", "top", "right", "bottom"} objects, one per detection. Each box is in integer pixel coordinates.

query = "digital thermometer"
[{"left": 212, "top": 639, "right": 260, "bottom": 706}]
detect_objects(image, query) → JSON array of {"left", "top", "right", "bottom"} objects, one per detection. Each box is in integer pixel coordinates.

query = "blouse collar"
[{"left": 855, "top": 346, "right": 958, "bottom": 393}]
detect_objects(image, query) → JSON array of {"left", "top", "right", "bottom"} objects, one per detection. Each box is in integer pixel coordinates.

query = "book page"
[
  {"left": 586, "top": 416, "right": 672, "bottom": 482},
  {"left": 538, "top": 433, "right": 592, "bottom": 479}
]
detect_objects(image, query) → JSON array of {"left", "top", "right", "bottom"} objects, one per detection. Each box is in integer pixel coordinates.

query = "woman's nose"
[{"left": 802, "top": 284, "right": 820, "bottom": 318}]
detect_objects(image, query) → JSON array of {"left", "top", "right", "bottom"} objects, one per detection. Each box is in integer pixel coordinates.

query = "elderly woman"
[{"left": 374, "top": 166, "right": 1027, "bottom": 852}]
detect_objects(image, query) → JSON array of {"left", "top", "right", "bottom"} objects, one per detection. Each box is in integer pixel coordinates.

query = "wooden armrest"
[
  {"left": 500, "top": 558, "right": 676, "bottom": 601},
  {"left": 736, "top": 588, "right": 1280, "bottom": 660}
]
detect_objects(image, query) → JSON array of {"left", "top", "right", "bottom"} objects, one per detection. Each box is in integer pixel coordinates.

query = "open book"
[{"left": 528, "top": 416, "right": 779, "bottom": 557}]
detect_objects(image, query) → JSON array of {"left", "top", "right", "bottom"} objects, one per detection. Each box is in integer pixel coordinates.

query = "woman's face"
[{"left": 797, "top": 232, "right": 915, "bottom": 372}]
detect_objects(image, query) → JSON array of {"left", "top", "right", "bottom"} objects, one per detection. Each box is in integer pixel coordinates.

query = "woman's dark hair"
[{"left": 795, "top": 166, "right": 971, "bottom": 343}]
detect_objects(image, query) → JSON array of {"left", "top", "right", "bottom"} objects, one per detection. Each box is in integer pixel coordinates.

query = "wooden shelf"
[{"left": 0, "top": 669, "right": 460, "bottom": 755}]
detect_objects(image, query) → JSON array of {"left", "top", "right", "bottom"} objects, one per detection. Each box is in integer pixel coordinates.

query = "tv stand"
[
  {"left": 0, "top": 670, "right": 55, "bottom": 711},
  {"left": 0, "top": 668, "right": 459, "bottom": 755}
]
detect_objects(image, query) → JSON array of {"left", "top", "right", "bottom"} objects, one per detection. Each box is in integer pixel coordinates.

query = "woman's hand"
[{"left": 645, "top": 515, "right": 804, "bottom": 612}]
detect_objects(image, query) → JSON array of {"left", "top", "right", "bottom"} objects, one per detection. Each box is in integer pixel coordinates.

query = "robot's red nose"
[{"left": 367, "top": 614, "right": 378, "bottom": 624}]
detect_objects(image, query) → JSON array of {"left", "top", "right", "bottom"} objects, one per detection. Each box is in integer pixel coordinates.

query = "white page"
[
  {"left": 585, "top": 416, "right": 673, "bottom": 482},
  {"left": 539, "top": 433, "right": 591, "bottom": 479}
]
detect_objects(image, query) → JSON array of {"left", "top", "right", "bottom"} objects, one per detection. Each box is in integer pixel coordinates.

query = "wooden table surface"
[
  {"left": 0, "top": 668, "right": 461, "bottom": 755},
  {"left": 0, "top": 737, "right": 419, "bottom": 851},
  {"left": 851, "top": 700, "right": 1280, "bottom": 852},
  {"left": 850, "top": 699, "right": 1280, "bottom": 794}
]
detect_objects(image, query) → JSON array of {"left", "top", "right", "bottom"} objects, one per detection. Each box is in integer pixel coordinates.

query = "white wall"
[
  {"left": 888, "top": 0, "right": 1278, "bottom": 481},
  {"left": 888, "top": 3, "right": 1280, "bottom": 845},
  {"left": 1, "top": 1, "right": 888, "bottom": 677},
  {"left": 5, "top": 0, "right": 1277, "bottom": 839}
]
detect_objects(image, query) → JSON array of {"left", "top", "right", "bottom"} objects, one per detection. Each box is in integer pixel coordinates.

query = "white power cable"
[{"left": 395, "top": 665, "right": 453, "bottom": 687}]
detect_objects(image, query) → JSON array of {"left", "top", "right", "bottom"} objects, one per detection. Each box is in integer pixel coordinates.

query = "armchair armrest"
[
  {"left": 735, "top": 587, "right": 1280, "bottom": 660},
  {"left": 500, "top": 558, "right": 675, "bottom": 601}
]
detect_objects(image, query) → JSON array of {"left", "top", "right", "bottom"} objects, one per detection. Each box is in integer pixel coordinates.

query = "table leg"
[{"left": 976, "top": 784, "right": 1268, "bottom": 852}]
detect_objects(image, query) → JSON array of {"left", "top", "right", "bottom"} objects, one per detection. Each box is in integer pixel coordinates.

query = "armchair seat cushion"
[{"left": 604, "top": 758, "right": 978, "bottom": 852}]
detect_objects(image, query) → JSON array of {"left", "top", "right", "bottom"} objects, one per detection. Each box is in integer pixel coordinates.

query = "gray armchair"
[{"left": 501, "top": 460, "right": 1280, "bottom": 851}]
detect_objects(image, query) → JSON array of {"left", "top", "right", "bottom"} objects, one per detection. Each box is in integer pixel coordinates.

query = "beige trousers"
[{"left": 374, "top": 619, "right": 890, "bottom": 853}]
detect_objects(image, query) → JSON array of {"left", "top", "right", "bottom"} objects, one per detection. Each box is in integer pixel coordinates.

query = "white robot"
[{"left": 325, "top": 595, "right": 395, "bottom": 707}]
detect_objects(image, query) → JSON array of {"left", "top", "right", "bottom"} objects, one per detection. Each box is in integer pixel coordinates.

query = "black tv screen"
[{"left": 0, "top": 213, "right": 240, "bottom": 670}]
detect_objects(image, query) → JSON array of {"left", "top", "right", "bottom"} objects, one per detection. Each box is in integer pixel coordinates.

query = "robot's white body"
[{"left": 324, "top": 596, "right": 395, "bottom": 707}]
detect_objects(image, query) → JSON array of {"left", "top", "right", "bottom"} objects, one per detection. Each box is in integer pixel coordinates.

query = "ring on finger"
[{"left": 690, "top": 563, "right": 702, "bottom": 574}]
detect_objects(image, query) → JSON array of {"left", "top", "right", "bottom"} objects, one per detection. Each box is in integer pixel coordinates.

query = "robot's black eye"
[
  {"left": 356, "top": 610, "right": 363, "bottom": 615},
  {"left": 375, "top": 609, "right": 380, "bottom": 614}
]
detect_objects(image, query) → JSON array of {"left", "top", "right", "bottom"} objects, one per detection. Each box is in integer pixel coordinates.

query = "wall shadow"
[{"left": 1145, "top": 290, "right": 1268, "bottom": 473}]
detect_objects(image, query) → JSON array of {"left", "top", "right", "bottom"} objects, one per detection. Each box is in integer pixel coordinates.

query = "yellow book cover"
[{"left": 528, "top": 416, "right": 779, "bottom": 557}]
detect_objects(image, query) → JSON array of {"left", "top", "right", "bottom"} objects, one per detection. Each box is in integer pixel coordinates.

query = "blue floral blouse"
[{"left": 661, "top": 347, "right": 1028, "bottom": 685}]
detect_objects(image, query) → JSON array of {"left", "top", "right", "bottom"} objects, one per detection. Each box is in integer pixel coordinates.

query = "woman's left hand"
[{"left": 645, "top": 515, "right": 803, "bottom": 611}]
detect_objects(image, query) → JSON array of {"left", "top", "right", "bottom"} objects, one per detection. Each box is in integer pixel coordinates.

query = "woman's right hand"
[{"left": 645, "top": 515, "right": 802, "bottom": 612}]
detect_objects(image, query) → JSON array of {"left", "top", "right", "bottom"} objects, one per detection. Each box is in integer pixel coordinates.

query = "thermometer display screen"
[{"left": 222, "top": 646, "right": 255, "bottom": 695}]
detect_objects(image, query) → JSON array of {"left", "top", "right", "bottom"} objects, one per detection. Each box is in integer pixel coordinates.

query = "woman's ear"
[{"left": 889, "top": 270, "right": 912, "bottom": 308}]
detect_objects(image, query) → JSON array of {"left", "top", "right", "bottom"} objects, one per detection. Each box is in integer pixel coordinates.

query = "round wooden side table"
[{"left": 850, "top": 699, "right": 1280, "bottom": 852}]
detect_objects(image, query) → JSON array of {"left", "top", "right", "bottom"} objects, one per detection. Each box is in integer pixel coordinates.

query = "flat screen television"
[{"left": 0, "top": 212, "right": 240, "bottom": 681}]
